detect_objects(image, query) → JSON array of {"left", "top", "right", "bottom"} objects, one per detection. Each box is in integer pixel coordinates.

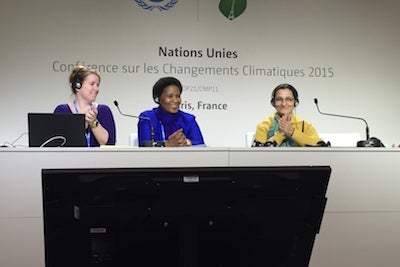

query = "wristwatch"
[
  {"left": 185, "top": 138, "right": 192, "bottom": 146},
  {"left": 91, "top": 119, "right": 99, "bottom": 128}
]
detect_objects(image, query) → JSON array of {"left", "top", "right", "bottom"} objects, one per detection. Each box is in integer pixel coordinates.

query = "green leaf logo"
[{"left": 219, "top": 0, "right": 247, "bottom": 20}]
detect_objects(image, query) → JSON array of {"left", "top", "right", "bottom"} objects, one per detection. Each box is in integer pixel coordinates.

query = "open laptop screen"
[{"left": 28, "top": 113, "right": 86, "bottom": 147}]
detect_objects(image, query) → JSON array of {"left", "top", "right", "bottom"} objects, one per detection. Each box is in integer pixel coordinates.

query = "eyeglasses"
[{"left": 274, "top": 97, "right": 295, "bottom": 104}]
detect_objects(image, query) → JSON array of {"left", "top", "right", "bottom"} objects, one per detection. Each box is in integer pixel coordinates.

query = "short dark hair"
[
  {"left": 152, "top": 77, "right": 182, "bottom": 103},
  {"left": 270, "top": 83, "right": 299, "bottom": 107}
]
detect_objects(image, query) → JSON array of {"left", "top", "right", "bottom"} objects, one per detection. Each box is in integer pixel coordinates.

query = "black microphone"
[
  {"left": 314, "top": 98, "right": 384, "bottom": 147},
  {"left": 314, "top": 98, "right": 369, "bottom": 140},
  {"left": 313, "top": 98, "right": 383, "bottom": 147},
  {"left": 113, "top": 100, "right": 159, "bottom": 147}
]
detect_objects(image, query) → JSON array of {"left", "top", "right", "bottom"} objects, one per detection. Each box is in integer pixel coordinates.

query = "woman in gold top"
[{"left": 254, "top": 83, "right": 323, "bottom": 147}]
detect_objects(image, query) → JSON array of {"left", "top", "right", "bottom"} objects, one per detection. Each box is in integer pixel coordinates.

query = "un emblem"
[{"left": 134, "top": 0, "right": 179, "bottom": 11}]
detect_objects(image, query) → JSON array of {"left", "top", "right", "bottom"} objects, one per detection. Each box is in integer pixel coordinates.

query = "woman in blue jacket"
[{"left": 138, "top": 77, "right": 205, "bottom": 147}]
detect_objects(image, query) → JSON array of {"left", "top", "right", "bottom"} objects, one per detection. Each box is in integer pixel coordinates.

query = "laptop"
[{"left": 28, "top": 113, "right": 87, "bottom": 147}]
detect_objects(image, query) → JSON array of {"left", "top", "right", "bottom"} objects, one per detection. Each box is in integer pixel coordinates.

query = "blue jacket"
[{"left": 138, "top": 107, "right": 205, "bottom": 147}]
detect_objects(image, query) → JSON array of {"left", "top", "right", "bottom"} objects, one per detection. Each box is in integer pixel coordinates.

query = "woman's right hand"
[
  {"left": 165, "top": 128, "right": 187, "bottom": 147},
  {"left": 278, "top": 113, "right": 294, "bottom": 137}
]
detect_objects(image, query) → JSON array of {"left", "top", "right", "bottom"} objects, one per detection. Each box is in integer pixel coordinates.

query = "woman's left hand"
[
  {"left": 279, "top": 113, "right": 294, "bottom": 137},
  {"left": 165, "top": 128, "right": 188, "bottom": 147},
  {"left": 86, "top": 107, "right": 98, "bottom": 128}
]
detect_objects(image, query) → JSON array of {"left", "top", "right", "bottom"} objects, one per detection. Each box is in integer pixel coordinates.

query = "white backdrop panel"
[{"left": 1, "top": 0, "right": 399, "bottom": 147}]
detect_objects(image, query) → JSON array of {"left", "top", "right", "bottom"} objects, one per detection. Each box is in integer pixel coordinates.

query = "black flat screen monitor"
[
  {"left": 28, "top": 113, "right": 86, "bottom": 147},
  {"left": 42, "top": 166, "right": 331, "bottom": 267}
]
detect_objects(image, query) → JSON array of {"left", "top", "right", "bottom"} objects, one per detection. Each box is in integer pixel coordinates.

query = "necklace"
[{"left": 73, "top": 100, "right": 92, "bottom": 147}]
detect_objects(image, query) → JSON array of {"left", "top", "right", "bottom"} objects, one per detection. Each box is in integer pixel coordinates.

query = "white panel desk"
[
  {"left": 1, "top": 147, "right": 400, "bottom": 267},
  {"left": 229, "top": 147, "right": 400, "bottom": 267}
]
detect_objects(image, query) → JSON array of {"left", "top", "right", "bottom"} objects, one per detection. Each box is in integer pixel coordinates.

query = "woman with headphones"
[
  {"left": 253, "top": 83, "right": 322, "bottom": 147},
  {"left": 137, "top": 76, "right": 205, "bottom": 147},
  {"left": 54, "top": 65, "right": 116, "bottom": 147}
]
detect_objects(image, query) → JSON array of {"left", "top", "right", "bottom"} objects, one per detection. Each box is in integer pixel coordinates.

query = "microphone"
[
  {"left": 113, "top": 100, "right": 159, "bottom": 147},
  {"left": 314, "top": 98, "right": 382, "bottom": 147},
  {"left": 314, "top": 98, "right": 369, "bottom": 140}
]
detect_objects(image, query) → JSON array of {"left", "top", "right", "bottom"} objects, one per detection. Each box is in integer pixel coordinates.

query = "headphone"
[
  {"left": 270, "top": 83, "right": 299, "bottom": 107},
  {"left": 73, "top": 74, "right": 82, "bottom": 90},
  {"left": 154, "top": 96, "right": 159, "bottom": 104},
  {"left": 72, "top": 68, "right": 86, "bottom": 90}
]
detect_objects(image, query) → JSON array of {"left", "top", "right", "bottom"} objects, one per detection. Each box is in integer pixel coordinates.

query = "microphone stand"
[
  {"left": 113, "top": 101, "right": 162, "bottom": 147},
  {"left": 314, "top": 98, "right": 383, "bottom": 147}
]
